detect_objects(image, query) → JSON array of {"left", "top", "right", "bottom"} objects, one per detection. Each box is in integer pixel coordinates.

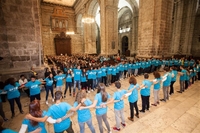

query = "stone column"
[
  {"left": 100, "top": 0, "right": 106, "bottom": 55},
  {"left": 138, "top": 0, "right": 174, "bottom": 58}
]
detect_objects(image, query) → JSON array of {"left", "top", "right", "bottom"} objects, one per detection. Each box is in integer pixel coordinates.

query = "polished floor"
[{"left": 2, "top": 73, "right": 200, "bottom": 133}]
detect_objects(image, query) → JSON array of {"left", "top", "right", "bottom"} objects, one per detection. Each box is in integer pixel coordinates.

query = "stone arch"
[{"left": 117, "top": 0, "right": 139, "bottom": 56}]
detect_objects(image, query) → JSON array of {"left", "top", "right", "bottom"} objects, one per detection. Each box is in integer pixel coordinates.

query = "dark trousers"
[
  {"left": 88, "top": 79, "right": 93, "bottom": 90},
  {"left": 81, "top": 82, "right": 88, "bottom": 90},
  {"left": 170, "top": 81, "right": 175, "bottom": 95},
  {"left": 185, "top": 80, "right": 189, "bottom": 89},
  {"left": 124, "top": 70, "right": 127, "bottom": 78},
  {"left": 102, "top": 76, "right": 107, "bottom": 85},
  {"left": 24, "top": 89, "right": 30, "bottom": 97},
  {"left": 8, "top": 97, "right": 22, "bottom": 115},
  {"left": 198, "top": 72, "right": 200, "bottom": 80},
  {"left": 46, "top": 85, "right": 54, "bottom": 100},
  {"left": 129, "top": 101, "right": 139, "bottom": 119},
  {"left": 141, "top": 95, "right": 150, "bottom": 111},
  {"left": 30, "top": 93, "right": 41, "bottom": 102},
  {"left": 0, "top": 102, "right": 6, "bottom": 119},
  {"left": 111, "top": 75, "right": 116, "bottom": 83},
  {"left": 55, "top": 121, "right": 74, "bottom": 133},
  {"left": 116, "top": 73, "right": 119, "bottom": 81},
  {"left": 192, "top": 76, "right": 195, "bottom": 84},
  {"left": 65, "top": 82, "right": 72, "bottom": 95}
]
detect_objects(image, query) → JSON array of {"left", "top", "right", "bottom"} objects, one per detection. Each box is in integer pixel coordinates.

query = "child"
[{"left": 54, "top": 71, "right": 65, "bottom": 91}]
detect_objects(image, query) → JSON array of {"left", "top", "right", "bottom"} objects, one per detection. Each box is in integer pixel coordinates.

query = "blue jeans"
[
  {"left": 74, "top": 80, "right": 81, "bottom": 92},
  {"left": 46, "top": 85, "right": 54, "bottom": 101},
  {"left": 78, "top": 119, "right": 95, "bottom": 133}
]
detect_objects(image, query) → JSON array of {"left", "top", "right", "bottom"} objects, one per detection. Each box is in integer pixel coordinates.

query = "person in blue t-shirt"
[
  {"left": 178, "top": 65, "right": 186, "bottom": 93},
  {"left": 25, "top": 75, "right": 42, "bottom": 102},
  {"left": 80, "top": 83, "right": 111, "bottom": 133},
  {"left": 97, "top": 66, "right": 102, "bottom": 85},
  {"left": 19, "top": 100, "right": 48, "bottom": 133},
  {"left": 54, "top": 71, "right": 65, "bottom": 91},
  {"left": 87, "top": 67, "right": 94, "bottom": 93},
  {"left": 160, "top": 67, "right": 172, "bottom": 102},
  {"left": 139, "top": 73, "right": 152, "bottom": 113},
  {"left": 64, "top": 70, "right": 73, "bottom": 97},
  {"left": 26, "top": 91, "right": 81, "bottom": 133},
  {"left": 111, "top": 65, "right": 117, "bottom": 83},
  {"left": 81, "top": 69, "right": 88, "bottom": 91},
  {"left": 73, "top": 90, "right": 95, "bottom": 133},
  {"left": 107, "top": 65, "right": 113, "bottom": 85},
  {"left": 151, "top": 71, "right": 162, "bottom": 106},
  {"left": 44, "top": 73, "right": 54, "bottom": 105},
  {"left": 101, "top": 65, "right": 107, "bottom": 85},
  {"left": 185, "top": 68, "right": 190, "bottom": 89},
  {"left": 0, "top": 117, "right": 17, "bottom": 133},
  {"left": 73, "top": 65, "right": 82, "bottom": 96},
  {"left": 4, "top": 78, "right": 24, "bottom": 118},
  {"left": 169, "top": 66, "right": 178, "bottom": 95},
  {"left": 127, "top": 77, "right": 140, "bottom": 121},
  {"left": 103, "top": 81, "right": 128, "bottom": 131},
  {"left": 0, "top": 90, "right": 8, "bottom": 121}
]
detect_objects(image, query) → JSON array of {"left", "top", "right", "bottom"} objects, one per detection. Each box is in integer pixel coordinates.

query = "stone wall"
[
  {"left": 0, "top": 0, "right": 42, "bottom": 69},
  {"left": 41, "top": 2, "right": 79, "bottom": 56}
]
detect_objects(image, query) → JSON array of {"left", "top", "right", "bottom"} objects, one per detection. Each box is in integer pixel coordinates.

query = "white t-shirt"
[{"left": 19, "top": 79, "right": 28, "bottom": 85}]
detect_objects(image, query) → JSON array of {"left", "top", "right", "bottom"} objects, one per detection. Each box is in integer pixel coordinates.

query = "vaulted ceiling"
[{"left": 43, "top": 0, "right": 78, "bottom": 7}]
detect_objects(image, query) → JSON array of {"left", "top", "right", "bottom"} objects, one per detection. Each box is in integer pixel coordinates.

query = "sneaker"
[
  {"left": 157, "top": 101, "right": 160, "bottom": 104},
  {"left": 69, "top": 93, "right": 72, "bottom": 96},
  {"left": 113, "top": 127, "right": 120, "bottom": 131},
  {"left": 151, "top": 104, "right": 157, "bottom": 106},
  {"left": 73, "top": 93, "right": 75, "bottom": 97},
  {"left": 121, "top": 122, "right": 126, "bottom": 127},
  {"left": 128, "top": 117, "right": 134, "bottom": 121},
  {"left": 52, "top": 99, "right": 54, "bottom": 102},
  {"left": 88, "top": 91, "right": 90, "bottom": 93},
  {"left": 91, "top": 89, "right": 93, "bottom": 92},
  {"left": 3, "top": 118, "right": 8, "bottom": 121},
  {"left": 160, "top": 99, "right": 166, "bottom": 102},
  {"left": 139, "top": 110, "right": 145, "bottom": 113},
  {"left": 64, "top": 95, "right": 66, "bottom": 98},
  {"left": 46, "top": 101, "right": 48, "bottom": 105},
  {"left": 135, "top": 114, "right": 139, "bottom": 118}
]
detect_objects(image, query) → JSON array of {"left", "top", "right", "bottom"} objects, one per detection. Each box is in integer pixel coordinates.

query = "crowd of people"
[{"left": 0, "top": 54, "right": 200, "bottom": 133}]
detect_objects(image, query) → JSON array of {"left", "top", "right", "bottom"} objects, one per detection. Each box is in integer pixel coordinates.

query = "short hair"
[
  {"left": 20, "top": 75, "right": 25, "bottom": 78},
  {"left": 115, "top": 81, "right": 121, "bottom": 89},
  {"left": 55, "top": 91, "right": 63, "bottom": 101},
  {"left": 153, "top": 71, "right": 161, "bottom": 78},
  {"left": 129, "top": 76, "right": 137, "bottom": 85},
  {"left": 164, "top": 67, "right": 170, "bottom": 72},
  {"left": 144, "top": 73, "right": 149, "bottom": 79},
  {"left": 31, "top": 75, "right": 36, "bottom": 79}
]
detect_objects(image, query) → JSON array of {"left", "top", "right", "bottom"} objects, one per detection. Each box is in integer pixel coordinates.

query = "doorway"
[{"left": 122, "top": 36, "right": 128, "bottom": 55}]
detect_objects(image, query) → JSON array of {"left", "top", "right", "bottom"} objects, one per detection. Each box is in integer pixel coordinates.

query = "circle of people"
[{"left": 0, "top": 56, "right": 199, "bottom": 133}]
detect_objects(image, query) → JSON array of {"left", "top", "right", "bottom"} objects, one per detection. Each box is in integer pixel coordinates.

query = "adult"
[
  {"left": 44, "top": 73, "right": 54, "bottom": 104},
  {"left": 19, "top": 75, "right": 29, "bottom": 97},
  {"left": 73, "top": 65, "right": 82, "bottom": 96},
  {"left": 4, "top": 78, "right": 24, "bottom": 118}
]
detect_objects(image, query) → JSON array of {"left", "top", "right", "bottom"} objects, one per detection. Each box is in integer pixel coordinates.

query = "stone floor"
[{"left": 2, "top": 72, "right": 200, "bottom": 133}]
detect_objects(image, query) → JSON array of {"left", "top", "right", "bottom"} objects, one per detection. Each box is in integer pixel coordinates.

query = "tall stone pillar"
[
  {"left": 138, "top": 0, "right": 174, "bottom": 58},
  {"left": 100, "top": 0, "right": 118, "bottom": 55}
]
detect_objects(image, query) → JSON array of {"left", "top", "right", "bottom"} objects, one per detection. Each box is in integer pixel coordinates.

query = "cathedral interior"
[{"left": 0, "top": 0, "right": 200, "bottom": 133}]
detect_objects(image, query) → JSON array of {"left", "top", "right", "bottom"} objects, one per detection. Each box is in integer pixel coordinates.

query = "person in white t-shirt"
[{"left": 19, "top": 75, "right": 29, "bottom": 97}]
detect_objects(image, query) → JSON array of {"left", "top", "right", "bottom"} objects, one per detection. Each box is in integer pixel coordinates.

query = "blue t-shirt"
[
  {"left": 45, "top": 78, "right": 53, "bottom": 86},
  {"left": 124, "top": 64, "right": 128, "bottom": 70},
  {"left": 97, "top": 70, "right": 102, "bottom": 78},
  {"left": 22, "top": 111, "right": 47, "bottom": 133},
  {"left": 46, "top": 102, "right": 72, "bottom": 132},
  {"left": 180, "top": 69, "right": 186, "bottom": 81},
  {"left": 112, "top": 67, "right": 116, "bottom": 75},
  {"left": 163, "top": 73, "right": 172, "bottom": 86},
  {"left": 87, "top": 70, "right": 94, "bottom": 79},
  {"left": 101, "top": 67, "right": 107, "bottom": 76},
  {"left": 54, "top": 74, "right": 65, "bottom": 86},
  {"left": 95, "top": 93, "right": 110, "bottom": 115},
  {"left": 107, "top": 67, "right": 112, "bottom": 75},
  {"left": 25, "top": 80, "right": 41, "bottom": 96},
  {"left": 65, "top": 74, "right": 72, "bottom": 82},
  {"left": 128, "top": 84, "right": 139, "bottom": 103},
  {"left": 153, "top": 78, "right": 161, "bottom": 90},
  {"left": 140, "top": 80, "right": 152, "bottom": 96},
  {"left": 171, "top": 70, "right": 178, "bottom": 81},
  {"left": 113, "top": 90, "right": 127, "bottom": 110},
  {"left": 73, "top": 99, "right": 92, "bottom": 123},
  {"left": 4, "top": 83, "right": 20, "bottom": 99},
  {"left": 81, "top": 75, "right": 87, "bottom": 82},
  {"left": 73, "top": 69, "right": 82, "bottom": 81},
  {"left": 1, "top": 129, "right": 17, "bottom": 133}
]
